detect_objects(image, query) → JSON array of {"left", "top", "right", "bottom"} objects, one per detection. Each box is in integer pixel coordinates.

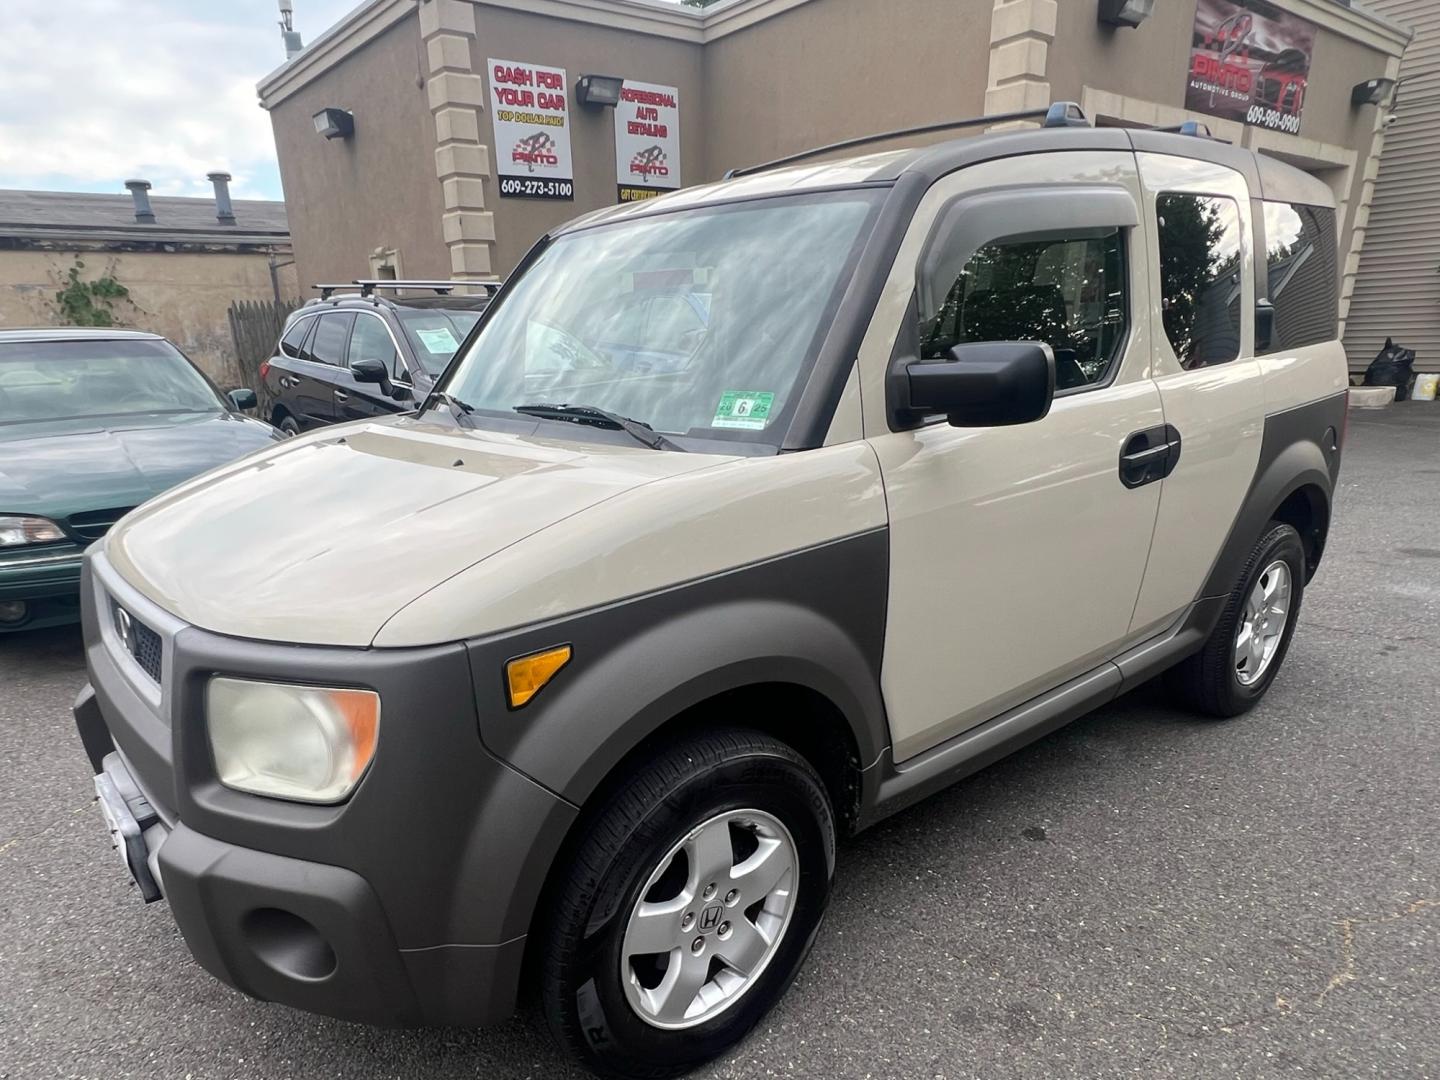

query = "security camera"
[{"left": 1383, "top": 112, "right": 1400, "bottom": 127}]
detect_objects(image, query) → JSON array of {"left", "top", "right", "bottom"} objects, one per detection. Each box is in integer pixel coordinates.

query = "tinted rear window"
[
  {"left": 1156, "top": 193, "right": 1244, "bottom": 369},
  {"left": 310, "top": 313, "right": 354, "bottom": 366},
  {"left": 1262, "top": 201, "right": 1338, "bottom": 353}
]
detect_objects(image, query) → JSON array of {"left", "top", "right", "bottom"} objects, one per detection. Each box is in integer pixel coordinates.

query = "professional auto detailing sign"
[
  {"left": 489, "top": 58, "right": 574, "bottom": 200},
  {"left": 1185, "top": 0, "right": 1316, "bottom": 135},
  {"left": 615, "top": 80, "right": 681, "bottom": 203}
]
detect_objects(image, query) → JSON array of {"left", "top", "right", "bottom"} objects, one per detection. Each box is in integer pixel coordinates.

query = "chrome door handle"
[{"left": 333, "top": 390, "right": 349, "bottom": 402}]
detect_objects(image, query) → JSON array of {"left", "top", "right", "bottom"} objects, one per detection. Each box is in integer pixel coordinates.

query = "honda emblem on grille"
[{"left": 113, "top": 605, "right": 134, "bottom": 657}]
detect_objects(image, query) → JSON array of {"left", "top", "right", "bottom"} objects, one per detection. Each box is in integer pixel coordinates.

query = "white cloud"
[{"left": 0, "top": 0, "right": 359, "bottom": 200}]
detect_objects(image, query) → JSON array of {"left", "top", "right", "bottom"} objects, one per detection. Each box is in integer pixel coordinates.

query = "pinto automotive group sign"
[
  {"left": 1185, "top": 0, "right": 1316, "bottom": 135},
  {"left": 489, "top": 58, "right": 574, "bottom": 200},
  {"left": 614, "top": 80, "right": 681, "bottom": 203}
]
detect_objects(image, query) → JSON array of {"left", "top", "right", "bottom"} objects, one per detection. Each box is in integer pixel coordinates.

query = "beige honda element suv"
[{"left": 76, "top": 104, "right": 1346, "bottom": 1078}]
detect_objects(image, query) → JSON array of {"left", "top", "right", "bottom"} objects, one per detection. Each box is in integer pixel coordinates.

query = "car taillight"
[{"left": 259, "top": 360, "right": 270, "bottom": 380}]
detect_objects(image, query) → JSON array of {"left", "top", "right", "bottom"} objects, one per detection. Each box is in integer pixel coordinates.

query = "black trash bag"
[{"left": 1363, "top": 337, "right": 1417, "bottom": 401}]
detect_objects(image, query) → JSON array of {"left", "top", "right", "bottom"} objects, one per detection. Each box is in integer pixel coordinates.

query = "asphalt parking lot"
[{"left": 2, "top": 406, "right": 1437, "bottom": 1080}]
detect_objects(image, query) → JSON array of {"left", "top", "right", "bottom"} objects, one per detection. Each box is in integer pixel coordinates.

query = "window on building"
[
  {"left": 1262, "top": 201, "right": 1338, "bottom": 352},
  {"left": 279, "top": 317, "right": 313, "bottom": 359},
  {"left": 920, "top": 229, "right": 1128, "bottom": 391},
  {"left": 349, "top": 315, "right": 405, "bottom": 383},
  {"left": 309, "top": 313, "right": 355, "bottom": 366},
  {"left": 1156, "top": 193, "right": 1244, "bottom": 368}
]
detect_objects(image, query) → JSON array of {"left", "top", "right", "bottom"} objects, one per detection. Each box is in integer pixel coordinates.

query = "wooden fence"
[{"left": 227, "top": 298, "right": 301, "bottom": 420}]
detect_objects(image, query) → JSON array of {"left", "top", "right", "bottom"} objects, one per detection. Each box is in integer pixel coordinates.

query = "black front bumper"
[
  {"left": 74, "top": 553, "right": 578, "bottom": 1029},
  {"left": 76, "top": 684, "right": 530, "bottom": 1027}
]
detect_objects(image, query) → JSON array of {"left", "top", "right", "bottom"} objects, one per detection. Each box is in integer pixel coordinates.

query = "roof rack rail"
[
  {"left": 313, "top": 279, "right": 502, "bottom": 300},
  {"left": 722, "top": 101, "right": 1092, "bottom": 179},
  {"left": 1152, "top": 119, "right": 1229, "bottom": 143}
]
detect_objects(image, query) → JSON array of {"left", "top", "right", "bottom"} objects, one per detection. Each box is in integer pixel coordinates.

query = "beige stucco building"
[
  {"left": 0, "top": 183, "right": 297, "bottom": 385},
  {"left": 259, "top": 0, "right": 1411, "bottom": 370}
]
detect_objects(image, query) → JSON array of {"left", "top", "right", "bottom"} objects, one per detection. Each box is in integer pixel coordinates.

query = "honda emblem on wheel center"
[{"left": 699, "top": 904, "right": 723, "bottom": 932}]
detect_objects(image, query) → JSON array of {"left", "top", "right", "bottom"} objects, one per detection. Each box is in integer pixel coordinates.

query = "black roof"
[{"left": 0, "top": 189, "right": 289, "bottom": 243}]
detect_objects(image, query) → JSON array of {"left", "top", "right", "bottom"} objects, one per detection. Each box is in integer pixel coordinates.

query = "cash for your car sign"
[
  {"left": 1185, "top": 0, "right": 1316, "bottom": 135},
  {"left": 490, "top": 58, "right": 574, "bottom": 200},
  {"left": 615, "top": 80, "right": 681, "bottom": 203}
]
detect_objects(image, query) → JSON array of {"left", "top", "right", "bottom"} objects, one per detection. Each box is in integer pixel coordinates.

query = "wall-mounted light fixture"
[
  {"left": 575, "top": 74, "right": 624, "bottom": 110},
  {"left": 312, "top": 107, "right": 355, "bottom": 140},
  {"left": 1098, "top": 0, "right": 1155, "bottom": 28},
  {"left": 1351, "top": 77, "right": 1397, "bottom": 107}
]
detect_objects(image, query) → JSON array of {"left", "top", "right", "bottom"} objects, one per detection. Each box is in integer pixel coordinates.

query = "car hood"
[
  {"left": 0, "top": 412, "right": 280, "bottom": 524},
  {"left": 105, "top": 417, "right": 736, "bottom": 646}
]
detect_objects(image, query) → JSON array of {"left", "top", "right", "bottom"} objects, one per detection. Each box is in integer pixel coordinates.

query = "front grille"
[
  {"left": 67, "top": 507, "right": 136, "bottom": 542},
  {"left": 112, "top": 600, "right": 163, "bottom": 683}
]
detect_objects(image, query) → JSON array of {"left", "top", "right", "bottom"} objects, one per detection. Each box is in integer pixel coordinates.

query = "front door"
[
  {"left": 859, "top": 150, "right": 1165, "bottom": 761},
  {"left": 337, "top": 311, "right": 411, "bottom": 421}
]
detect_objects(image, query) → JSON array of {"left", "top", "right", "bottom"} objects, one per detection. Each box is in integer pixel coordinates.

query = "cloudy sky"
[{"left": 0, "top": 0, "right": 362, "bottom": 202}]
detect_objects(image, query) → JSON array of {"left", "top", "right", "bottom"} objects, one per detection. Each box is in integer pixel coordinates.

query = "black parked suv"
[{"left": 262, "top": 280, "right": 495, "bottom": 434}]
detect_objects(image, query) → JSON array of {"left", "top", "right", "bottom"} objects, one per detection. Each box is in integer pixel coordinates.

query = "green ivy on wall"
[{"left": 53, "top": 258, "right": 131, "bottom": 327}]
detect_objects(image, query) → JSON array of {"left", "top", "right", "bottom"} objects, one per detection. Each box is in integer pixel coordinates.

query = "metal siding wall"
[{"left": 1343, "top": 0, "right": 1440, "bottom": 372}]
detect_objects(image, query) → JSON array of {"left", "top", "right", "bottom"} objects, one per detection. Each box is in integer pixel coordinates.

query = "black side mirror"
[
  {"left": 351, "top": 358, "right": 393, "bottom": 394},
  {"left": 904, "top": 341, "right": 1055, "bottom": 427},
  {"left": 228, "top": 388, "right": 258, "bottom": 411},
  {"left": 1255, "top": 298, "right": 1276, "bottom": 354}
]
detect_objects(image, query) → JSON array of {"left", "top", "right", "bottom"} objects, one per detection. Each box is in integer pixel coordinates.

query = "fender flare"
[
  {"left": 474, "top": 595, "right": 889, "bottom": 809},
  {"left": 1201, "top": 404, "right": 1340, "bottom": 601}
]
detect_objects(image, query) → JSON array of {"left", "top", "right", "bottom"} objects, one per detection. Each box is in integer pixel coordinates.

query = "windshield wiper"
[
  {"left": 425, "top": 390, "right": 476, "bottom": 427},
  {"left": 513, "top": 403, "right": 686, "bottom": 452}
]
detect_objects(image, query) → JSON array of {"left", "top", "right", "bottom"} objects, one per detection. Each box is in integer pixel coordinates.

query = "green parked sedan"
[{"left": 0, "top": 328, "right": 280, "bottom": 632}]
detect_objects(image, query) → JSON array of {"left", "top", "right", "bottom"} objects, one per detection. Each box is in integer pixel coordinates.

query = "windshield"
[
  {"left": 0, "top": 339, "right": 225, "bottom": 425},
  {"left": 398, "top": 310, "right": 483, "bottom": 375},
  {"left": 441, "top": 191, "right": 883, "bottom": 443}
]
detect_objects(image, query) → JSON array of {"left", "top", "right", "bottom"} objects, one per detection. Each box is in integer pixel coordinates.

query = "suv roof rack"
[
  {"left": 1152, "top": 119, "right": 1229, "bottom": 143},
  {"left": 313, "top": 279, "right": 502, "bottom": 300},
  {"left": 723, "top": 101, "right": 1092, "bottom": 179}
]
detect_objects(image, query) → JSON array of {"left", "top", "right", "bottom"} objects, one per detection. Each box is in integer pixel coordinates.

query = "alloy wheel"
[
  {"left": 1234, "top": 559, "right": 1291, "bottom": 686},
  {"left": 620, "top": 808, "right": 798, "bottom": 1030}
]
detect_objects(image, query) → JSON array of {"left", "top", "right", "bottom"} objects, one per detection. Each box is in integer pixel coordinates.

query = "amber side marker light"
[{"left": 506, "top": 645, "right": 573, "bottom": 709}]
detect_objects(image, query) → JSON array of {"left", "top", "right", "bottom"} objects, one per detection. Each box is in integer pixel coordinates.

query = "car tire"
[
  {"left": 1168, "top": 521, "right": 1306, "bottom": 718},
  {"left": 540, "top": 729, "right": 835, "bottom": 1080},
  {"left": 278, "top": 415, "right": 300, "bottom": 437}
]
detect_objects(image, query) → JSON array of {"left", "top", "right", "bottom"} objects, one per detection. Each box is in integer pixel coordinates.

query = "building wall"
[
  {"left": 699, "top": 0, "right": 992, "bottom": 179},
  {"left": 260, "top": 0, "right": 1410, "bottom": 316},
  {"left": 268, "top": 11, "right": 448, "bottom": 291},
  {"left": 1343, "top": 0, "right": 1440, "bottom": 372},
  {"left": 468, "top": 4, "right": 704, "bottom": 273},
  {"left": 0, "top": 248, "right": 298, "bottom": 386}
]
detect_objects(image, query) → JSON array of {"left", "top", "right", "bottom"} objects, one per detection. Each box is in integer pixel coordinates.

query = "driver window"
[
  {"left": 920, "top": 229, "right": 1128, "bottom": 391},
  {"left": 350, "top": 316, "right": 404, "bottom": 383}
]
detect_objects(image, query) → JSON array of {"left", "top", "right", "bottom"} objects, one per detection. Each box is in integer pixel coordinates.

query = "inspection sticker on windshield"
[
  {"left": 415, "top": 327, "right": 459, "bottom": 353},
  {"left": 712, "top": 391, "right": 774, "bottom": 430}
]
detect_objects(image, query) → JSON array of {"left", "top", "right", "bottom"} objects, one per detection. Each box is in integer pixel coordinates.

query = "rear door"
[
  {"left": 301, "top": 312, "right": 355, "bottom": 427},
  {"left": 858, "top": 149, "right": 1166, "bottom": 761},
  {"left": 1127, "top": 154, "right": 1265, "bottom": 633}
]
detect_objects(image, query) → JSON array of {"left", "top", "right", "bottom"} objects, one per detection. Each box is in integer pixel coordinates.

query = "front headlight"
[
  {"left": 0, "top": 515, "right": 66, "bottom": 547},
  {"left": 207, "top": 677, "right": 380, "bottom": 804}
]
